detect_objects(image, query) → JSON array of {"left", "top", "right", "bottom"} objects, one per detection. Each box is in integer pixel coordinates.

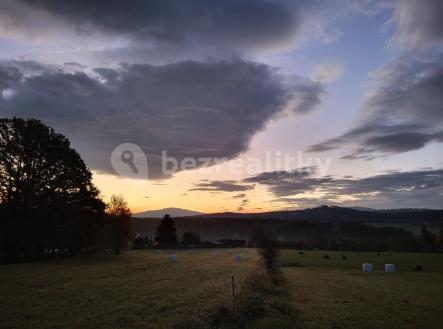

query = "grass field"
[
  {"left": 279, "top": 250, "right": 443, "bottom": 329},
  {"left": 1, "top": 249, "right": 443, "bottom": 329},
  {"left": 0, "top": 249, "right": 256, "bottom": 329}
]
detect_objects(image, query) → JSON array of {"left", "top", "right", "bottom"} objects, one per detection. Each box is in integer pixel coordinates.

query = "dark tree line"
[
  {"left": 260, "top": 222, "right": 443, "bottom": 253},
  {"left": 0, "top": 118, "right": 106, "bottom": 263}
]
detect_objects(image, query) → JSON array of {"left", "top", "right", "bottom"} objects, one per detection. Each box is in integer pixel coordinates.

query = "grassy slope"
[
  {"left": 0, "top": 249, "right": 255, "bottom": 329},
  {"left": 279, "top": 250, "right": 443, "bottom": 329},
  {"left": 1, "top": 250, "right": 443, "bottom": 329}
]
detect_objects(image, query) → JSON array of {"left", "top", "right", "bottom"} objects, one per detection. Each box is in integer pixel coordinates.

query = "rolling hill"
[
  {"left": 133, "top": 207, "right": 203, "bottom": 218},
  {"left": 191, "top": 205, "right": 443, "bottom": 225}
]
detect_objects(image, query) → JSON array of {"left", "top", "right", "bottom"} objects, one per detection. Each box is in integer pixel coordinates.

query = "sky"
[{"left": 1, "top": 0, "right": 442, "bottom": 212}]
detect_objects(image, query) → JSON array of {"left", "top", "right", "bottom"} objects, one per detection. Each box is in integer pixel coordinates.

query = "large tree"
[
  {"left": 0, "top": 118, "right": 105, "bottom": 262},
  {"left": 106, "top": 194, "right": 132, "bottom": 254}
]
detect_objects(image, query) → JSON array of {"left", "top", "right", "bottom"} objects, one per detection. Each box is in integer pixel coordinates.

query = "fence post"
[{"left": 231, "top": 276, "right": 236, "bottom": 311}]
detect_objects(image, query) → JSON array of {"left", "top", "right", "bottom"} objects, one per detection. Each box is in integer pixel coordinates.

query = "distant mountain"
[
  {"left": 134, "top": 207, "right": 203, "bottom": 218},
  {"left": 133, "top": 205, "right": 443, "bottom": 242}
]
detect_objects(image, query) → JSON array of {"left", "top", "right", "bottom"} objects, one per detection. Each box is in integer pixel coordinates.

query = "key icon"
[
  {"left": 111, "top": 143, "right": 148, "bottom": 179},
  {"left": 121, "top": 150, "right": 139, "bottom": 174}
]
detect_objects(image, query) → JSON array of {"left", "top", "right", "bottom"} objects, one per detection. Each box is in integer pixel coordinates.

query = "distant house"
[{"left": 203, "top": 241, "right": 225, "bottom": 248}]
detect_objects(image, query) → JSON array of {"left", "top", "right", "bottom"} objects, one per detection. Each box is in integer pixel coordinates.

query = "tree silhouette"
[
  {"left": 0, "top": 118, "right": 105, "bottom": 262},
  {"left": 155, "top": 214, "right": 178, "bottom": 245},
  {"left": 106, "top": 194, "right": 132, "bottom": 254}
]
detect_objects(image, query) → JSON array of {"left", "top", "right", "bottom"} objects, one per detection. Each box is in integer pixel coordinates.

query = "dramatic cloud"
[
  {"left": 0, "top": 59, "right": 325, "bottom": 178},
  {"left": 190, "top": 180, "right": 254, "bottom": 192},
  {"left": 393, "top": 0, "right": 443, "bottom": 50},
  {"left": 308, "top": 52, "right": 443, "bottom": 158},
  {"left": 245, "top": 167, "right": 443, "bottom": 209},
  {"left": 2, "top": 0, "right": 301, "bottom": 57},
  {"left": 244, "top": 167, "right": 333, "bottom": 197},
  {"left": 0, "top": 0, "right": 395, "bottom": 66}
]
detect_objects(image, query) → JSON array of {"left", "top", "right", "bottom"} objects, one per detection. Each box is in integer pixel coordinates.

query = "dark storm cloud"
[
  {"left": 308, "top": 53, "right": 443, "bottom": 158},
  {"left": 0, "top": 66, "right": 21, "bottom": 90},
  {"left": 16, "top": 0, "right": 300, "bottom": 53},
  {"left": 244, "top": 167, "right": 332, "bottom": 197},
  {"left": 394, "top": 0, "right": 443, "bottom": 50},
  {"left": 0, "top": 59, "right": 324, "bottom": 178},
  {"left": 245, "top": 167, "right": 443, "bottom": 209},
  {"left": 359, "top": 132, "right": 438, "bottom": 154},
  {"left": 190, "top": 180, "right": 254, "bottom": 192},
  {"left": 2, "top": 0, "right": 394, "bottom": 65}
]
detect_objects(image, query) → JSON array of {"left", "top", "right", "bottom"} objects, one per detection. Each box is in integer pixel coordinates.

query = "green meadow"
[{"left": 1, "top": 249, "right": 442, "bottom": 329}]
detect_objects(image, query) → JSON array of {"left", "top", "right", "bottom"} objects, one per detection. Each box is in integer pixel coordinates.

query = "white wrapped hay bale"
[
  {"left": 235, "top": 255, "right": 242, "bottom": 262},
  {"left": 385, "top": 264, "right": 396, "bottom": 272},
  {"left": 213, "top": 250, "right": 220, "bottom": 256},
  {"left": 362, "top": 263, "right": 373, "bottom": 272},
  {"left": 169, "top": 254, "right": 177, "bottom": 263}
]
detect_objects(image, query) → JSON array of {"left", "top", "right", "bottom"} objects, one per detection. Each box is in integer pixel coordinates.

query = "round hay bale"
[
  {"left": 362, "top": 263, "right": 373, "bottom": 272},
  {"left": 385, "top": 263, "right": 396, "bottom": 272}
]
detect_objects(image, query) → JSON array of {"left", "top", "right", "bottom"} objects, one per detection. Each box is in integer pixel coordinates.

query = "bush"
[
  {"left": 182, "top": 231, "right": 201, "bottom": 246},
  {"left": 252, "top": 228, "right": 280, "bottom": 274}
]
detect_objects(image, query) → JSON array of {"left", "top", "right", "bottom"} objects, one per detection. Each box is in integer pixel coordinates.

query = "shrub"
[
  {"left": 182, "top": 231, "right": 201, "bottom": 246},
  {"left": 415, "top": 265, "right": 423, "bottom": 271},
  {"left": 252, "top": 228, "right": 280, "bottom": 274}
]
